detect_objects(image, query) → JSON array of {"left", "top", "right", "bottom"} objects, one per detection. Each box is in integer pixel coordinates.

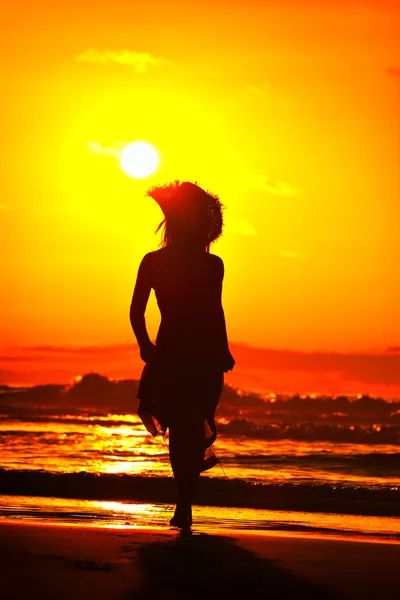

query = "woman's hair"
[{"left": 147, "top": 181, "right": 224, "bottom": 250}]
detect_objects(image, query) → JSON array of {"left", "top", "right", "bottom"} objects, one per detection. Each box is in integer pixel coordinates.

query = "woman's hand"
[{"left": 140, "top": 342, "right": 157, "bottom": 364}]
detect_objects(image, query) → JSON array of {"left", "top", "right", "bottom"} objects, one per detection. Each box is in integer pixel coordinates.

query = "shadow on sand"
[{"left": 128, "top": 531, "right": 343, "bottom": 600}]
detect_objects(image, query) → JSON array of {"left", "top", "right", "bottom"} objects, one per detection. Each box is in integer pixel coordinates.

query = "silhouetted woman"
[{"left": 130, "top": 181, "right": 235, "bottom": 529}]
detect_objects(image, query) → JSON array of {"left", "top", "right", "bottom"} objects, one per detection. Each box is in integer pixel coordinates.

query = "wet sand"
[{"left": 0, "top": 521, "right": 399, "bottom": 599}]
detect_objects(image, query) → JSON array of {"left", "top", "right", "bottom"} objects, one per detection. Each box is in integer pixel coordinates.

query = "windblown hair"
[{"left": 146, "top": 180, "right": 224, "bottom": 250}]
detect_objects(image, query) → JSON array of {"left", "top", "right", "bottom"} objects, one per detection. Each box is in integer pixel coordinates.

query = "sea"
[{"left": 0, "top": 375, "right": 399, "bottom": 541}]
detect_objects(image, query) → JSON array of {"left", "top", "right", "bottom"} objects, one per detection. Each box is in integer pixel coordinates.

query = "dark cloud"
[
  {"left": 387, "top": 66, "right": 400, "bottom": 78},
  {"left": 387, "top": 346, "right": 400, "bottom": 354},
  {"left": 0, "top": 369, "right": 30, "bottom": 384},
  {"left": 2, "top": 343, "right": 400, "bottom": 393},
  {"left": 230, "top": 344, "right": 400, "bottom": 386},
  {"left": 19, "top": 344, "right": 138, "bottom": 355},
  {"left": 0, "top": 369, "right": 15, "bottom": 379}
]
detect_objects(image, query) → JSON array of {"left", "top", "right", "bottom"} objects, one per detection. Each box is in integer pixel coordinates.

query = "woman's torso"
[{"left": 147, "top": 247, "right": 227, "bottom": 361}]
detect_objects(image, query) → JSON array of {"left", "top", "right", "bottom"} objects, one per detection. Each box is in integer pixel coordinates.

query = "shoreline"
[
  {"left": 1, "top": 494, "right": 399, "bottom": 542},
  {"left": 1, "top": 517, "right": 400, "bottom": 546},
  {"left": 1, "top": 469, "right": 399, "bottom": 517}
]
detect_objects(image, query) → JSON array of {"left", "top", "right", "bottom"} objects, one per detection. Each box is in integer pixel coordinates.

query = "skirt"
[{"left": 137, "top": 360, "right": 224, "bottom": 472}]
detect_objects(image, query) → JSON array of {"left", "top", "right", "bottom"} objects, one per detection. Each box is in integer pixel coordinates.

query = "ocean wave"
[
  {"left": 218, "top": 420, "right": 400, "bottom": 445},
  {"left": 2, "top": 374, "right": 400, "bottom": 425},
  {"left": 1, "top": 495, "right": 399, "bottom": 540},
  {"left": 221, "top": 452, "right": 400, "bottom": 470},
  {"left": 1, "top": 412, "right": 400, "bottom": 445},
  {"left": 0, "top": 468, "right": 398, "bottom": 517}
]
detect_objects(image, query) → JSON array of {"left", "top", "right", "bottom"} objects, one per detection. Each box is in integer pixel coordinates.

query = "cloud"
[
  {"left": 75, "top": 49, "right": 173, "bottom": 72},
  {"left": 0, "top": 369, "right": 16, "bottom": 380},
  {"left": 87, "top": 142, "right": 123, "bottom": 158},
  {"left": 240, "top": 173, "right": 302, "bottom": 197},
  {"left": 224, "top": 217, "right": 257, "bottom": 236},
  {"left": 264, "top": 179, "right": 302, "bottom": 197},
  {"left": 18, "top": 344, "right": 139, "bottom": 356},
  {"left": 3, "top": 343, "right": 400, "bottom": 397},
  {"left": 280, "top": 250, "right": 308, "bottom": 260},
  {"left": 387, "top": 346, "right": 400, "bottom": 354},
  {"left": 0, "top": 344, "right": 139, "bottom": 363},
  {"left": 246, "top": 82, "right": 288, "bottom": 110},
  {"left": 246, "top": 82, "right": 272, "bottom": 96},
  {"left": 229, "top": 344, "right": 400, "bottom": 387},
  {"left": 387, "top": 66, "right": 400, "bottom": 78},
  {"left": 0, "top": 344, "right": 143, "bottom": 386}
]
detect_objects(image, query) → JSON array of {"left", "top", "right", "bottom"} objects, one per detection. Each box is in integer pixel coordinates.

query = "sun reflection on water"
[
  {"left": 1, "top": 413, "right": 400, "bottom": 488},
  {"left": 0, "top": 495, "right": 399, "bottom": 542}
]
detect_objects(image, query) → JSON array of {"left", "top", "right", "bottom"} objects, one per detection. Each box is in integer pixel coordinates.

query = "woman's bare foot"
[{"left": 170, "top": 503, "right": 192, "bottom": 529}]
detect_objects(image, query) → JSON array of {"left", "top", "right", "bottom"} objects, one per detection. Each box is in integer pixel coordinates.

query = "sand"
[{"left": 0, "top": 521, "right": 399, "bottom": 600}]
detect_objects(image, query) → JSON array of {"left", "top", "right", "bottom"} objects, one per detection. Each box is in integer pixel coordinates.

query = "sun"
[{"left": 120, "top": 141, "right": 159, "bottom": 178}]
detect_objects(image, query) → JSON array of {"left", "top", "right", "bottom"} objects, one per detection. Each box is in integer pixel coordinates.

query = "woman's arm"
[
  {"left": 130, "top": 254, "right": 156, "bottom": 363},
  {"left": 215, "top": 256, "right": 235, "bottom": 372}
]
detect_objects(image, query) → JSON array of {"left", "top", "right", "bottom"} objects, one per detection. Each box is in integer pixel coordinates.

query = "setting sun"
[{"left": 120, "top": 141, "right": 159, "bottom": 178}]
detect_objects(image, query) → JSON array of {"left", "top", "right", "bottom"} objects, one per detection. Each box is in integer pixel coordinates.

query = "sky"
[{"left": 1, "top": 0, "right": 399, "bottom": 395}]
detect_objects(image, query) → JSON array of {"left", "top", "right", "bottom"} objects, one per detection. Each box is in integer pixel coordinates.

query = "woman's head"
[{"left": 147, "top": 181, "right": 224, "bottom": 250}]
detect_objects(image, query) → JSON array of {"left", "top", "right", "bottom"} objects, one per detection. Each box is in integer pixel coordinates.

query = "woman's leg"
[
  {"left": 168, "top": 413, "right": 204, "bottom": 526},
  {"left": 167, "top": 370, "right": 223, "bottom": 527}
]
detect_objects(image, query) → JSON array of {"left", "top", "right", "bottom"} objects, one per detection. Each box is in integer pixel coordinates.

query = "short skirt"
[{"left": 137, "top": 360, "right": 224, "bottom": 472}]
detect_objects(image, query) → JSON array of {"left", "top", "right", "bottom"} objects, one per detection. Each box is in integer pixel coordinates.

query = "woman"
[{"left": 130, "top": 181, "right": 235, "bottom": 529}]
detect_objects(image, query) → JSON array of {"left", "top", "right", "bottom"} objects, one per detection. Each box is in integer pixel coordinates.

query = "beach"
[
  {"left": 1, "top": 520, "right": 399, "bottom": 600},
  {"left": 2, "top": 381, "right": 400, "bottom": 598},
  {"left": 1, "top": 380, "right": 400, "bottom": 598}
]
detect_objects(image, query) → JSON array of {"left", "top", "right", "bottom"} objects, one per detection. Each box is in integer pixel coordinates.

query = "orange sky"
[{"left": 1, "top": 0, "right": 399, "bottom": 394}]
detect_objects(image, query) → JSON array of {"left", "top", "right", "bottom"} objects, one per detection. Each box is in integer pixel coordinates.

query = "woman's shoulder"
[
  {"left": 140, "top": 249, "right": 174, "bottom": 276},
  {"left": 142, "top": 248, "right": 224, "bottom": 274},
  {"left": 207, "top": 252, "right": 223, "bottom": 264},
  {"left": 207, "top": 252, "right": 224, "bottom": 273},
  {"left": 137, "top": 251, "right": 162, "bottom": 278},
  {"left": 140, "top": 249, "right": 165, "bottom": 265}
]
